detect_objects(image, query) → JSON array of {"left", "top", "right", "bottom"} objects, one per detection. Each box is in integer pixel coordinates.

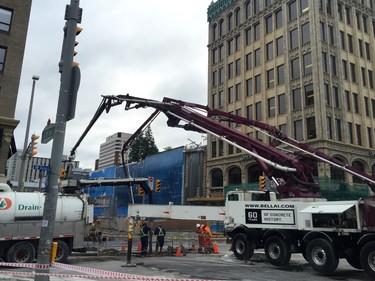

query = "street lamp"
[{"left": 18, "top": 75, "right": 40, "bottom": 191}]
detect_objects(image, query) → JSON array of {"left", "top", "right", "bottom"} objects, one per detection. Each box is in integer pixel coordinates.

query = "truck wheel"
[
  {"left": 232, "top": 233, "right": 254, "bottom": 261},
  {"left": 359, "top": 241, "right": 375, "bottom": 280},
  {"left": 55, "top": 240, "right": 70, "bottom": 263},
  {"left": 306, "top": 238, "right": 339, "bottom": 275},
  {"left": 7, "top": 242, "right": 36, "bottom": 263},
  {"left": 264, "top": 236, "right": 291, "bottom": 266}
]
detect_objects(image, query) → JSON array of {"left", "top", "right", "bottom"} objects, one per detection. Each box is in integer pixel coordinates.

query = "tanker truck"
[{"left": 0, "top": 183, "right": 94, "bottom": 263}]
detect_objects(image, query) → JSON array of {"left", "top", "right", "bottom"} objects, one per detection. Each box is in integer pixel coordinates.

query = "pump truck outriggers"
[{"left": 70, "top": 95, "right": 375, "bottom": 279}]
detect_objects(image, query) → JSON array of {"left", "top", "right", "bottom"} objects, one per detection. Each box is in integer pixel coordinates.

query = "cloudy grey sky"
[{"left": 15, "top": 1, "right": 211, "bottom": 170}]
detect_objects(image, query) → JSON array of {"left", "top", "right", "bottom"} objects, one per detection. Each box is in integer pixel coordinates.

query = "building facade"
[
  {"left": 98, "top": 132, "right": 132, "bottom": 169},
  {"left": 206, "top": 0, "right": 375, "bottom": 194},
  {"left": 0, "top": 0, "right": 32, "bottom": 180}
]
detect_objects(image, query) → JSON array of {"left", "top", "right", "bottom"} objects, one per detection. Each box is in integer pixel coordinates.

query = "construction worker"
[
  {"left": 196, "top": 223, "right": 204, "bottom": 252},
  {"left": 139, "top": 220, "right": 150, "bottom": 256},
  {"left": 154, "top": 225, "right": 166, "bottom": 254},
  {"left": 200, "top": 224, "right": 213, "bottom": 253}
]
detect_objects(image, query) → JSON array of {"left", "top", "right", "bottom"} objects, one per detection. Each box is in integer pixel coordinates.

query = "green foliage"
[{"left": 128, "top": 127, "right": 159, "bottom": 162}]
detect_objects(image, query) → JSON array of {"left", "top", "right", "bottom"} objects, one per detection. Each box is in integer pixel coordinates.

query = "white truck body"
[{"left": 0, "top": 183, "right": 94, "bottom": 263}]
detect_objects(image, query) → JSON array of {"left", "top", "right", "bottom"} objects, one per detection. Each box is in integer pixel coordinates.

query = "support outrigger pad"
[{"left": 121, "top": 262, "right": 137, "bottom": 267}]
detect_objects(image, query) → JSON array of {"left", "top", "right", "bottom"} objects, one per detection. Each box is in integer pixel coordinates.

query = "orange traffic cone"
[
  {"left": 176, "top": 245, "right": 182, "bottom": 257},
  {"left": 137, "top": 240, "right": 142, "bottom": 251},
  {"left": 213, "top": 241, "right": 219, "bottom": 254},
  {"left": 121, "top": 241, "right": 126, "bottom": 252}
]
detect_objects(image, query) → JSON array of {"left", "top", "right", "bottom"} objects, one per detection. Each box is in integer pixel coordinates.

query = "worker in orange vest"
[{"left": 196, "top": 223, "right": 212, "bottom": 253}]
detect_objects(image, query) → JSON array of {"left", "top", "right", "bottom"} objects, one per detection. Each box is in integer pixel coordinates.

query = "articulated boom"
[{"left": 70, "top": 94, "right": 375, "bottom": 199}]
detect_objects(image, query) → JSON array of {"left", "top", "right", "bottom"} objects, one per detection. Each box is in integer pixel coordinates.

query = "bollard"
[{"left": 51, "top": 242, "right": 58, "bottom": 263}]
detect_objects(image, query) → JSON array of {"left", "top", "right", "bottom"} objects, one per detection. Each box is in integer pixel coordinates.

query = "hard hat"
[{"left": 196, "top": 223, "right": 201, "bottom": 228}]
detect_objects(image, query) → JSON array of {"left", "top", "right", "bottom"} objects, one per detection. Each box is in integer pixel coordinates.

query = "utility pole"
[
  {"left": 18, "top": 75, "right": 39, "bottom": 191},
  {"left": 35, "top": 1, "right": 82, "bottom": 280}
]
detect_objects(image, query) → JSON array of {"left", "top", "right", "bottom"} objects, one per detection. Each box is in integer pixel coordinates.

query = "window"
[
  {"left": 246, "top": 1, "right": 251, "bottom": 19},
  {"left": 340, "top": 31, "right": 346, "bottom": 50},
  {"left": 0, "top": 47, "right": 6, "bottom": 72},
  {"left": 276, "top": 36, "right": 284, "bottom": 56},
  {"left": 228, "top": 13, "right": 233, "bottom": 31},
  {"left": 292, "top": 87, "right": 302, "bottom": 110},
  {"left": 219, "top": 45, "right": 224, "bottom": 60},
  {"left": 245, "top": 28, "right": 252, "bottom": 45},
  {"left": 345, "top": 6, "right": 351, "bottom": 25},
  {"left": 326, "top": 0, "right": 332, "bottom": 15},
  {"left": 275, "top": 9, "right": 282, "bottom": 29},
  {"left": 369, "top": 70, "right": 374, "bottom": 89},
  {"left": 328, "top": 25, "right": 334, "bottom": 45},
  {"left": 330, "top": 55, "right": 337, "bottom": 76},
  {"left": 255, "top": 74, "right": 262, "bottom": 93},
  {"left": 320, "top": 22, "right": 326, "bottom": 41},
  {"left": 338, "top": 3, "right": 343, "bottom": 21},
  {"left": 356, "top": 124, "right": 362, "bottom": 146},
  {"left": 332, "top": 86, "right": 339, "bottom": 108},
  {"left": 294, "top": 119, "right": 303, "bottom": 141},
  {"left": 365, "top": 43, "right": 371, "bottom": 61},
  {"left": 254, "top": 22, "right": 260, "bottom": 41},
  {"left": 255, "top": 102, "right": 262, "bottom": 120},
  {"left": 266, "top": 42, "right": 273, "bottom": 61},
  {"left": 279, "top": 124, "right": 287, "bottom": 134},
  {"left": 289, "top": 1, "right": 297, "bottom": 21},
  {"left": 300, "top": 0, "right": 309, "bottom": 13},
  {"left": 212, "top": 93, "right": 218, "bottom": 109},
  {"left": 290, "top": 28, "right": 299, "bottom": 49},
  {"left": 228, "top": 86, "right": 234, "bottom": 103},
  {"left": 350, "top": 63, "right": 356, "bottom": 83},
  {"left": 211, "top": 140, "right": 217, "bottom": 157},
  {"left": 227, "top": 39, "right": 234, "bottom": 55},
  {"left": 0, "top": 8, "right": 12, "bottom": 32},
  {"left": 268, "top": 97, "right": 276, "bottom": 118},
  {"left": 324, "top": 83, "right": 330, "bottom": 105},
  {"left": 265, "top": 0, "right": 273, "bottom": 7},
  {"left": 365, "top": 97, "right": 370, "bottom": 117},
  {"left": 326, "top": 117, "right": 332, "bottom": 139},
  {"left": 267, "top": 68, "right": 274, "bottom": 89},
  {"left": 219, "top": 67, "right": 224, "bottom": 83},
  {"left": 278, "top": 93, "right": 286, "bottom": 114},
  {"left": 235, "top": 58, "right": 241, "bottom": 76},
  {"left": 372, "top": 99, "right": 375, "bottom": 118},
  {"left": 304, "top": 83, "right": 314, "bottom": 106},
  {"left": 356, "top": 12, "right": 361, "bottom": 30},
  {"left": 368, "top": 127, "right": 373, "bottom": 148},
  {"left": 303, "top": 52, "right": 312, "bottom": 75},
  {"left": 212, "top": 25, "right": 217, "bottom": 42},
  {"left": 277, "top": 64, "right": 284, "bottom": 85},
  {"left": 345, "top": 90, "right": 351, "bottom": 112},
  {"left": 219, "top": 91, "right": 224, "bottom": 107},
  {"left": 291, "top": 57, "right": 300, "bottom": 79},
  {"left": 246, "top": 78, "right": 253, "bottom": 96},
  {"left": 212, "top": 71, "right": 217, "bottom": 86},
  {"left": 235, "top": 8, "right": 241, "bottom": 27},
  {"left": 235, "top": 83, "right": 241, "bottom": 100},
  {"left": 219, "top": 20, "right": 224, "bottom": 37},
  {"left": 322, "top": 51, "right": 328, "bottom": 72},
  {"left": 306, "top": 117, "right": 316, "bottom": 139},
  {"left": 335, "top": 119, "right": 342, "bottom": 141},
  {"left": 302, "top": 22, "right": 310, "bottom": 44},
  {"left": 265, "top": 14, "right": 273, "bottom": 34},
  {"left": 363, "top": 16, "right": 368, "bottom": 33},
  {"left": 342, "top": 60, "right": 348, "bottom": 80},
  {"left": 235, "top": 34, "right": 241, "bottom": 51},
  {"left": 246, "top": 53, "right": 252, "bottom": 70},
  {"left": 247, "top": 104, "right": 253, "bottom": 119},
  {"left": 228, "top": 62, "right": 233, "bottom": 79},
  {"left": 362, "top": 67, "right": 367, "bottom": 86},
  {"left": 254, "top": 48, "right": 261, "bottom": 67},
  {"left": 254, "top": 0, "right": 260, "bottom": 13},
  {"left": 353, "top": 92, "right": 359, "bottom": 113},
  {"left": 348, "top": 122, "right": 354, "bottom": 144},
  {"left": 348, "top": 34, "right": 353, "bottom": 53}
]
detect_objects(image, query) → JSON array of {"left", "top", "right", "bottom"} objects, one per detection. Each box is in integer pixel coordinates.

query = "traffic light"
[
  {"left": 30, "top": 134, "right": 39, "bottom": 156},
  {"left": 155, "top": 179, "right": 161, "bottom": 192},
  {"left": 137, "top": 185, "right": 144, "bottom": 196},
  {"left": 60, "top": 168, "right": 66, "bottom": 179},
  {"left": 259, "top": 175, "right": 266, "bottom": 191}
]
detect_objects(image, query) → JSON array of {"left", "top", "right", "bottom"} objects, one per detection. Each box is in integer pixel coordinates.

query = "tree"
[{"left": 129, "top": 126, "right": 159, "bottom": 162}]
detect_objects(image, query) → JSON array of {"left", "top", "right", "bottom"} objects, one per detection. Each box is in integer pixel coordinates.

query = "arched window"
[
  {"left": 228, "top": 166, "right": 241, "bottom": 184},
  {"left": 211, "top": 169, "right": 223, "bottom": 187},
  {"left": 330, "top": 156, "right": 346, "bottom": 181},
  {"left": 227, "top": 12, "right": 233, "bottom": 32},
  {"left": 235, "top": 8, "right": 241, "bottom": 27},
  {"left": 219, "top": 19, "right": 224, "bottom": 37},
  {"left": 245, "top": 1, "right": 251, "bottom": 19},
  {"left": 352, "top": 160, "right": 365, "bottom": 183},
  {"left": 372, "top": 164, "right": 375, "bottom": 178},
  {"left": 212, "top": 24, "right": 217, "bottom": 42},
  {"left": 247, "top": 164, "right": 261, "bottom": 182}
]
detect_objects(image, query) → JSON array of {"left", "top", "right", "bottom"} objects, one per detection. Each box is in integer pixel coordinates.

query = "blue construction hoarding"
[{"left": 85, "top": 147, "right": 184, "bottom": 218}]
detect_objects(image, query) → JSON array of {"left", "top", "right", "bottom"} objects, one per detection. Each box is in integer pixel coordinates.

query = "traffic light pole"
[
  {"left": 35, "top": 1, "right": 82, "bottom": 280},
  {"left": 18, "top": 75, "right": 39, "bottom": 191}
]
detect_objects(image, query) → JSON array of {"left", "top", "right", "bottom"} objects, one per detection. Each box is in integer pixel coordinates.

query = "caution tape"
[{"left": 0, "top": 262, "right": 221, "bottom": 281}]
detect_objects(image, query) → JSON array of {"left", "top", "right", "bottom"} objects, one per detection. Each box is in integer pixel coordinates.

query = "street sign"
[
  {"left": 33, "top": 165, "right": 49, "bottom": 171},
  {"left": 41, "top": 123, "right": 56, "bottom": 144}
]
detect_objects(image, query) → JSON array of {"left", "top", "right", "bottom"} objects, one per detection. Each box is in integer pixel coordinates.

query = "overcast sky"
[{"left": 14, "top": 0, "right": 212, "bottom": 170}]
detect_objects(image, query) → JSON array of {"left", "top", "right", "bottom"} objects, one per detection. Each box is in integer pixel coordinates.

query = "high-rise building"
[
  {"left": 98, "top": 132, "right": 132, "bottom": 170},
  {"left": 0, "top": 0, "right": 32, "bottom": 180},
  {"left": 206, "top": 0, "right": 375, "bottom": 194}
]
